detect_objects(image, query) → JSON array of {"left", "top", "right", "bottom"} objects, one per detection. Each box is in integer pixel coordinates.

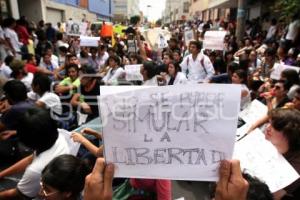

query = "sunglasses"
[{"left": 274, "top": 85, "right": 282, "bottom": 90}]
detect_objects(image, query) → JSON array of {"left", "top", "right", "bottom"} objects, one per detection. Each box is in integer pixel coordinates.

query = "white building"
[
  {"left": 113, "top": 0, "right": 140, "bottom": 22},
  {"left": 163, "top": 0, "right": 190, "bottom": 24}
]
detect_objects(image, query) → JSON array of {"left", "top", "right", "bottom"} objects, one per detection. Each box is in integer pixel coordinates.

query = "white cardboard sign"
[
  {"left": 233, "top": 129, "right": 299, "bottom": 192},
  {"left": 203, "top": 31, "right": 227, "bottom": 50},
  {"left": 124, "top": 65, "right": 143, "bottom": 81},
  {"left": 66, "top": 21, "right": 88, "bottom": 36},
  {"left": 142, "top": 28, "right": 171, "bottom": 51},
  {"left": 184, "top": 30, "right": 195, "bottom": 46},
  {"left": 99, "top": 84, "right": 241, "bottom": 181},
  {"left": 157, "top": 34, "right": 168, "bottom": 49},
  {"left": 270, "top": 63, "right": 300, "bottom": 80},
  {"left": 80, "top": 36, "right": 100, "bottom": 47},
  {"left": 127, "top": 40, "right": 138, "bottom": 53},
  {"left": 239, "top": 99, "right": 268, "bottom": 124}
]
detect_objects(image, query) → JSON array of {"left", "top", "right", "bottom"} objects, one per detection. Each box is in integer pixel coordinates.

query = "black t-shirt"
[
  {"left": 80, "top": 80, "right": 101, "bottom": 119},
  {"left": 1, "top": 100, "right": 34, "bottom": 130}
]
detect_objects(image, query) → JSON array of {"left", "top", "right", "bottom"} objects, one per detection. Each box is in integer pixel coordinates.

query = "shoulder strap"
[{"left": 200, "top": 57, "right": 207, "bottom": 75}]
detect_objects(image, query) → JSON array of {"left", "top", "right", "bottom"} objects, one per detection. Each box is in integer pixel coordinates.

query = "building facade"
[
  {"left": 163, "top": 0, "right": 190, "bottom": 24},
  {"left": 189, "top": 0, "right": 274, "bottom": 22},
  {"left": 113, "top": 0, "right": 140, "bottom": 23},
  {"left": 4, "top": 0, "right": 113, "bottom": 25}
]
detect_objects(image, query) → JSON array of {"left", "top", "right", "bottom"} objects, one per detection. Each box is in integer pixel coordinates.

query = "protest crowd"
[{"left": 0, "top": 10, "right": 299, "bottom": 200}]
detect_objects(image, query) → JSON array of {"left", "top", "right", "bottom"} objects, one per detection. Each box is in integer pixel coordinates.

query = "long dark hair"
[{"left": 42, "top": 155, "right": 91, "bottom": 198}]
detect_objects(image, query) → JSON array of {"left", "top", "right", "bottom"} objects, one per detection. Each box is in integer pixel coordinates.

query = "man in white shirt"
[
  {"left": 266, "top": 18, "right": 277, "bottom": 40},
  {"left": 0, "top": 26, "right": 8, "bottom": 60},
  {"left": 40, "top": 53, "right": 58, "bottom": 80},
  {"left": 40, "top": 48, "right": 59, "bottom": 67},
  {"left": 97, "top": 45, "right": 109, "bottom": 72},
  {"left": 0, "top": 108, "right": 72, "bottom": 199},
  {"left": 0, "top": 60, "right": 12, "bottom": 78},
  {"left": 180, "top": 41, "right": 215, "bottom": 83},
  {"left": 4, "top": 18, "right": 22, "bottom": 58},
  {"left": 285, "top": 14, "right": 300, "bottom": 46}
]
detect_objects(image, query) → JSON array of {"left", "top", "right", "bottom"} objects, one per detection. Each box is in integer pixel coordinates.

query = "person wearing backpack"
[{"left": 180, "top": 41, "right": 215, "bottom": 83}]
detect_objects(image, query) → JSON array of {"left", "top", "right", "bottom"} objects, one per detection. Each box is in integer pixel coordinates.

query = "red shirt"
[
  {"left": 15, "top": 25, "right": 30, "bottom": 45},
  {"left": 130, "top": 179, "right": 171, "bottom": 200},
  {"left": 25, "top": 63, "right": 37, "bottom": 74}
]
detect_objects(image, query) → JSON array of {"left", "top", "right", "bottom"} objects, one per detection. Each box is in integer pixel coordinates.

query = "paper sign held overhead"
[
  {"left": 80, "top": 36, "right": 100, "bottom": 47},
  {"left": 270, "top": 63, "right": 300, "bottom": 80},
  {"left": 157, "top": 34, "right": 168, "bottom": 49},
  {"left": 66, "top": 21, "right": 88, "bottom": 36},
  {"left": 124, "top": 65, "right": 143, "bottom": 81},
  {"left": 203, "top": 31, "right": 227, "bottom": 50},
  {"left": 99, "top": 84, "right": 241, "bottom": 181},
  {"left": 142, "top": 28, "right": 171, "bottom": 51},
  {"left": 184, "top": 30, "right": 195, "bottom": 46}
]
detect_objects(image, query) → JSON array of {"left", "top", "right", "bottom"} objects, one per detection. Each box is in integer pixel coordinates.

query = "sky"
[{"left": 139, "top": 0, "right": 166, "bottom": 21}]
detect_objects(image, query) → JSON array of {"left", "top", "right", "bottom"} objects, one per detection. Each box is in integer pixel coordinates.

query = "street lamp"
[{"left": 147, "top": 5, "right": 152, "bottom": 20}]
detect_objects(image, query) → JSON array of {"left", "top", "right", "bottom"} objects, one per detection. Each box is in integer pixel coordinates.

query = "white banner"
[{"left": 99, "top": 84, "right": 241, "bottom": 181}]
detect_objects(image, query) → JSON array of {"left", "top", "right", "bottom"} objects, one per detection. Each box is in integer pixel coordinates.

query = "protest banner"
[
  {"left": 157, "top": 34, "right": 168, "bottom": 49},
  {"left": 124, "top": 65, "right": 143, "bottom": 81},
  {"left": 270, "top": 63, "right": 300, "bottom": 80},
  {"left": 127, "top": 40, "right": 138, "bottom": 53},
  {"left": 66, "top": 21, "right": 88, "bottom": 36},
  {"left": 233, "top": 129, "right": 299, "bottom": 192},
  {"left": 184, "top": 30, "right": 195, "bottom": 46},
  {"left": 80, "top": 36, "right": 100, "bottom": 47},
  {"left": 99, "top": 84, "right": 241, "bottom": 181},
  {"left": 142, "top": 28, "right": 171, "bottom": 51},
  {"left": 203, "top": 31, "right": 227, "bottom": 50}
]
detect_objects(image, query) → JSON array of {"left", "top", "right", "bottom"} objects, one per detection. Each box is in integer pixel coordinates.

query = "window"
[{"left": 183, "top": 2, "right": 189, "bottom": 13}]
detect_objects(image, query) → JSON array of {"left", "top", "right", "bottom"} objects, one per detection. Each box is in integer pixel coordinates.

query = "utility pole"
[{"left": 236, "top": 0, "right": 246, "bottom": 41}]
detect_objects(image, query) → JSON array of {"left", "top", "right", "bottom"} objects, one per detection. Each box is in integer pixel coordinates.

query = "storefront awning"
[{"left": 208, "top": 0, "right": 237, "bottom": 9}]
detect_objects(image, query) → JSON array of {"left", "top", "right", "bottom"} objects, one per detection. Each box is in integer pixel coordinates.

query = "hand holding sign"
[
  {"left": 84, "top": 158, "right": 115, "bottom": 200},
  {"left": 215, "top": 160, "right": 249, "bottom": 200}
]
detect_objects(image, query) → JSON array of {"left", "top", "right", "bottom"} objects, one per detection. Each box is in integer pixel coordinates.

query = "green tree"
[
  {"left": 273, "top": 0, "right": 300, "bottom": 20},
  {"left": 248, "top": 0, "right": 300, "bottom": 20}
]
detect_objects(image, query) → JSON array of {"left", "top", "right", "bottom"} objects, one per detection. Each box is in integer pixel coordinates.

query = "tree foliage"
[
  {"left": 247, "top": 0, "right": 300, "bottom": 20},
  {"left": 273, "top": 0, "right": 300, "bottom": 20}
]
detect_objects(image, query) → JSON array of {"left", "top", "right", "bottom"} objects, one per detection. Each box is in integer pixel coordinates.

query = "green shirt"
[{"left": 59, "top": 77, "right": 80, "bottom": 94}]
